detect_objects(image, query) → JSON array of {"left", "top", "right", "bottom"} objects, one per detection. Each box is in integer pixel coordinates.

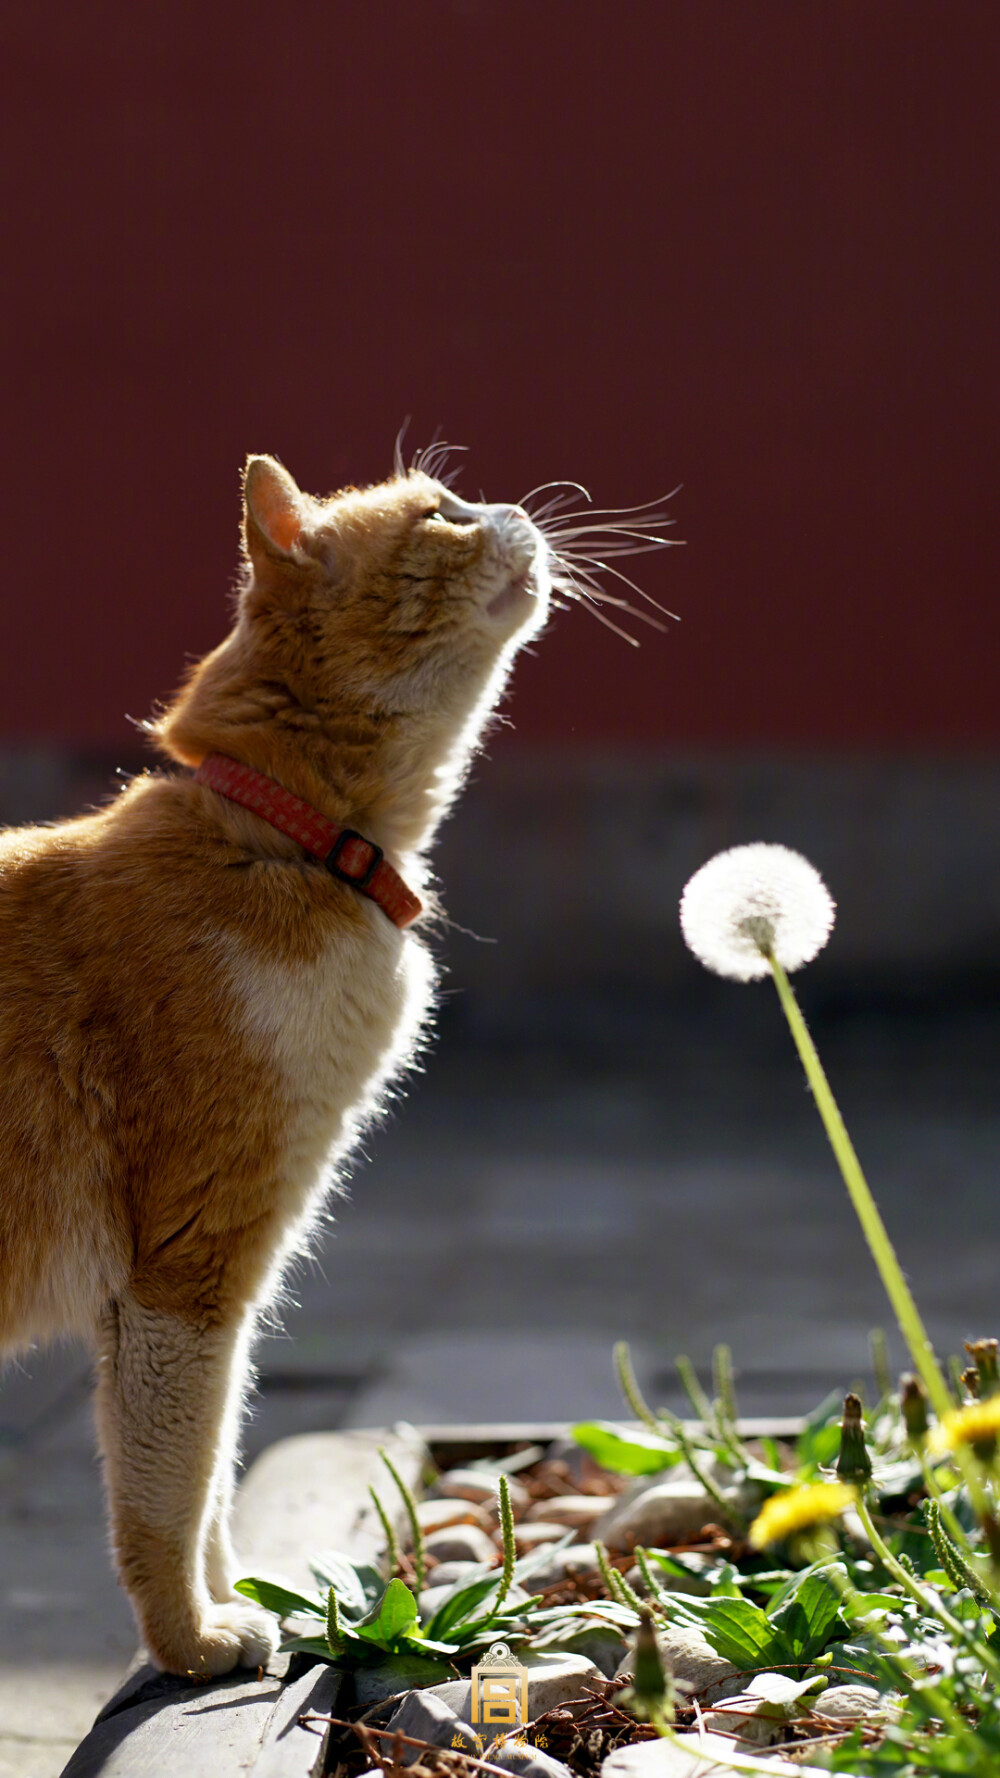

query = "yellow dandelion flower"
[
  {"left": 748, "top": 1482, "right": 856, "bottom": 1549},
  {"left": 928, "top": 1394, "right": 1000, "bottom": 1457}
]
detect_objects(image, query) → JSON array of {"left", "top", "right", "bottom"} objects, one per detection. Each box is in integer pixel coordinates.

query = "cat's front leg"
[
  {"left": 95, "top": 1294, "right": 276, "bottom": 1677},
  {"left": 202, "top": 1328, "right": 253, "bottom": 1605}
]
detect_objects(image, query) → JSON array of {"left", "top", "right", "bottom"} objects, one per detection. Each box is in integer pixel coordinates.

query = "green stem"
[
  {"left": 854, "top": 1493, "right": 1000, "bottom": 1682},
  {"left": 675, "top": 1354, "right": 714, "bottom": 1425},
  {"left": 368, "top": 1485, "right": 400, "bottom": 1576},
  {"left": 918, "top": 1451, "right": 970, "bottom": 1553},
  {"left": 614, "top": 1341, "right": 661, "bottom": 1432},
  {"left": 768, "top": 956, "right": 993, "bottom": 1521},
  {"left": 769, "top": 959, "right": 944, "bottom": 1416},
  {"left": 379, "top": 1447, "right": 425, "bottom": 1597},
  {"left": 658, "top": 1408, "right": 746, "bottom": 1528},
  {"left": 822, "top": 1549, "right": 976, "bottom": 1750}
]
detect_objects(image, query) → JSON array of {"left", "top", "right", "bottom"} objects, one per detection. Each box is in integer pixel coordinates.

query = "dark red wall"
[{"left": 2, "top": 3, "right": 997, "bottom": 749}]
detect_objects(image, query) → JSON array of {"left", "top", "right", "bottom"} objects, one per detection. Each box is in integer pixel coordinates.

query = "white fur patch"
[{"left": 215, "top": 913, "right": 436, "bottom": 1267}]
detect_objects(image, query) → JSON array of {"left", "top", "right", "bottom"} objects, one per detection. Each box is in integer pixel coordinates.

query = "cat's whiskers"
[
  {"left": 554, "top": 550, "right": 679, "bottom": 622},
  {"left": 551, "top": 562, "right": 669, "bottom": 637},
  {"left": 410, "top": 439, "right": 469, "bottom": 485},
  {"left": 521, "top": 490, "right": 681, "bottom": 642}
]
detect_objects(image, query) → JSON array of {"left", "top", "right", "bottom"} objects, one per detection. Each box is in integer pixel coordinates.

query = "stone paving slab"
[{"left": 60, "top": 1428, "right": 424, "bottom": 1776}]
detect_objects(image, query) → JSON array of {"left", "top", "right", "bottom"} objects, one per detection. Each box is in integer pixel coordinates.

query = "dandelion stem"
[
  {"left": 767, "top": 954, "right": 994, "bottom": 1525},
  {"left": 768, "top": 956, "right": 947, "bottom": 1421}
]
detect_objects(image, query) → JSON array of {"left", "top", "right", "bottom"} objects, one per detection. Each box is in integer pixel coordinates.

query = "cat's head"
[
  {"left": 239, "top": 455, "right": 550, "bottom": 712},
  {"left": 155, "top": 456, "right": 551, "bottom": 829}
]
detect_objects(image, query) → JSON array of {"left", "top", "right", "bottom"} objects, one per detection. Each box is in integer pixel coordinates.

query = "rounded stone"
[
  {"left": 524, "top": 1495, "right": 611, "bottom": 1530},
  {"left": 431, "top": 1469, "right": 530, "bottom": 1515},
  {"left": 813, "top": 1683, "right": 886, "bottom": 1720},
  {"left": 417, "top": 1497, "right": 494, "bottom": 1534},
  {"left": 431, "top": 1650, "right": 601, "bottom": 1723},
  {"left": 381, "top": 1689, "right": 479, "bottom": 1764},
  {"left": 422, "top": 1525, "right": 499, "bottom": 1566},
  {"left": 614, "top": 1624, "right": 741, "bottom": 1705},
  {"left": 425, "top": 1559, "right": 482, "bottom": 1587},
  {"left": 594, "top": 1464, "right": 759, "bottom": 1552},
  {"left": 525, "top": 1543, "right": 601, "bottom": 1589},
  {"left": 514, "top": 1522, "right": 572, "bottom": 1552}
]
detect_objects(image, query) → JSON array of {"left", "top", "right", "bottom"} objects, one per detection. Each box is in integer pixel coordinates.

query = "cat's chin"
[{"left": 485, "top": 570, "right": 539, "bottom": 623}]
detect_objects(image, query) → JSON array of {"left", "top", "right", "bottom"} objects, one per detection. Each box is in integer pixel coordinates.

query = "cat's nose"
[{"left": 484, "top": 501, "right": 534, "bottom": 538}]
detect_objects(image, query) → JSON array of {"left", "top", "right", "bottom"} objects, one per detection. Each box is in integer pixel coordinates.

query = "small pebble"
[
  {"left": 813, "top": 1682, "right": 887, "bottom": 1720},
  {"left": 431, "top": 1467, "right": 530, "bottom": 1514},
  {"left": 424, "top": 1559, "right": 481, "bottom": 1587},
  {"left": 423, "top": 1525, "right": 498, "bottom": 1566},
  {"left": 514, "top": 1521, "right": 572, "bottom": 1552},
  {"left": 524, "top": 1494, "right": 610, "bottom": 1530},
  {"left": 416, "top": 1497, "right": 493, "bottom": 1534},
  {"left": 595, "top": 1465, "right": 759, "bottom": 1551},
  {"left": 525, "top": 1543, "right": 600, "bottom": 1589},
  {"left": 615, "top": 1624, "right": 742, "bottom": 1705}
]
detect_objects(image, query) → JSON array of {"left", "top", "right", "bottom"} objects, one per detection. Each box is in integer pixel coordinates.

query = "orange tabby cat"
[{"left": 0, "top": 454, "right": 550, "bottom": 1676}]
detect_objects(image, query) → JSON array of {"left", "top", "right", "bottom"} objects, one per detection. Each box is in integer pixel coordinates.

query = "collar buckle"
[{"left": 325, "top": 829, "right": 384, "bottom": 891}]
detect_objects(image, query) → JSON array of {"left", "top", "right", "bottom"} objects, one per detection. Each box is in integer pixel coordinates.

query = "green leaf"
[
  {"left": 234, "top": 1576, "right": 324, "bottom": 1620},
  {"left": 841, "top": 1592, "right": 905, "bottom": 1624},
  {"left": 354, "top": 1577, "right": 419, "bottom": 1647},
  {"left": 397, "top": 1630, "right": 463, "bottom": 1656},
  {"left": 308, "top": 1551, "right": 385, "bottom": 1617},
  {"left": 710, "top": 1562, "right": 744, "bottom": 1598},
  {"left": 424, "top": 1574, "right": 507, "bottom": 1642},
  {"left": 695, "top": 1597, "right": 789, "bottom": 1669},
  {"left": 769, "top": 1570, "right": 843, "bottom": 1660},
  {"left": 571, "top": 1421, "right": 680, "bottom": 1475},
  {"left": 280, "top": 1633, "right": 344, "bottom": 1660}
]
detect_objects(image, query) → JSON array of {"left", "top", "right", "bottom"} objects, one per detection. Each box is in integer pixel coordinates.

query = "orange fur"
[{"left": 0, "top": 456, "right": 550, "bottom": 1675}]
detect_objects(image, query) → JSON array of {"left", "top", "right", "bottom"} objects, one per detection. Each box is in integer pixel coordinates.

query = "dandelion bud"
[
  {"left": 900, "top": 1374, "right": 929, "bottom": 1444},
  {"left": 961, "top": 1367, "right": 981, "bottom": 1401},
  {"left": 679, "top": 844, "right": 835, "bottom": 982},
  {"left": 836, "top": 1393, "right": 873, "bottom": 1486},
  {"left": 964, "top": 1339, "right": 1000, "bottom": 1400}
]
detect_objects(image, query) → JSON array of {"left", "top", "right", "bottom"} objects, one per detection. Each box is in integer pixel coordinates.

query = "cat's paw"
[{"left": 150, "top": 1602, "right": 278, "bottom": 1677}]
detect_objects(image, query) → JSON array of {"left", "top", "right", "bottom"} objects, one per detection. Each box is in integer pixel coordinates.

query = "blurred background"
[{"left": 1, "top": 2, "right": 999, "bottom": 1754}]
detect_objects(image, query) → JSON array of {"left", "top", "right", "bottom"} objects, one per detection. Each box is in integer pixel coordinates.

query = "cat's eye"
[{"left": 424, "top": 502, "right": 479, "bottom": 528}]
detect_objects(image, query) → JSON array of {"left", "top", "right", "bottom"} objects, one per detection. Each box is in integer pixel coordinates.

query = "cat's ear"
[{"left": 243, "top": 456, "right": 310, "bottom": 562}]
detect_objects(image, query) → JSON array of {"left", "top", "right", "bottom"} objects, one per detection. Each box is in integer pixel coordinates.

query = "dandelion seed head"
[
  {"left": 748, "top": 1481, "right": 856, "bottom": 1549},
  {"left": 679, "top": 843, "right": 836, "bottom": 981}
]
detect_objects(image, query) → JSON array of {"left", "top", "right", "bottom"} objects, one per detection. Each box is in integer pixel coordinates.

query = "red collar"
[{"left": 194, "top": 753, "right": 422, "bottom": 929}]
